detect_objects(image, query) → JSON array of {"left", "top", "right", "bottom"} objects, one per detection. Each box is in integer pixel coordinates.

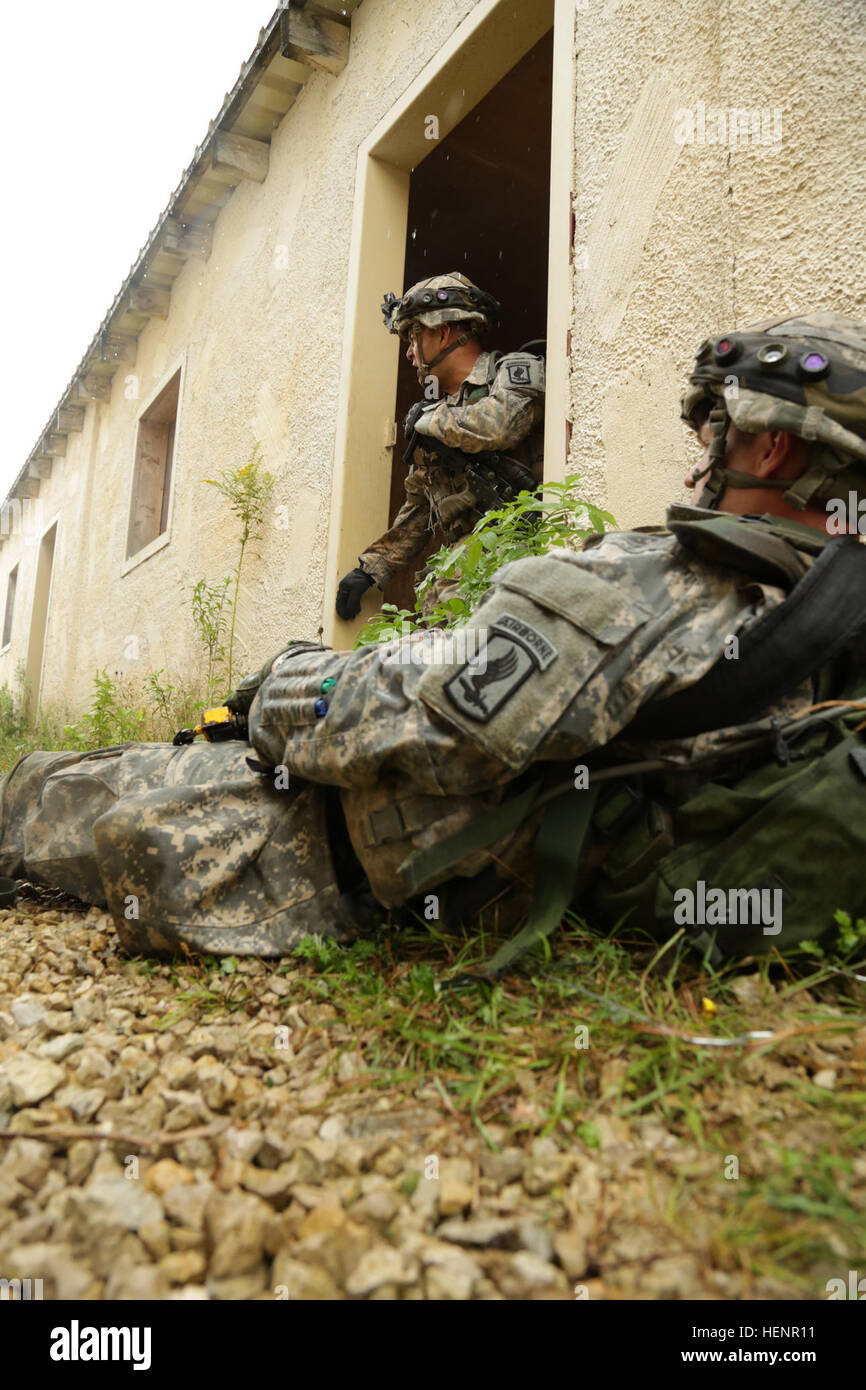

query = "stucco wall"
[
  {"left": 570, "top": 0, "right": 866, "bottom": 530},
  {"left": 0, "top": 0, "right": 478, "bottom": 713}
]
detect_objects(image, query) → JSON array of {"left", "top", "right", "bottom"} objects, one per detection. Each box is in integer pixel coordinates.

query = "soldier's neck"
[
  {"left": 718, "top": 487, "right": 829, "bottom": 532},
  {"left": 435, "top": 346, "right": 484, "bottom": 397}
]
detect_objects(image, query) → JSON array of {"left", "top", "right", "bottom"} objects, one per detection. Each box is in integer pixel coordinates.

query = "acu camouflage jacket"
[
  {"left": 358, "top": 348, "right": 545, "bottom": 589},
  {"left": 250, "top": 506, "right": 820, "bottom": 907}
]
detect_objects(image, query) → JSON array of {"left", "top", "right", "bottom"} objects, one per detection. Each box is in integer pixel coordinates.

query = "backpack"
[
  {"left": 587, "top": 517, "right": 866, "bottom": 965},
  {"left": 401, "top": 514, "right": 866, "bottom": 976}
]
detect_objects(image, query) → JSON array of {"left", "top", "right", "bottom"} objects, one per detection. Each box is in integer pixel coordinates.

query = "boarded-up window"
[
  {"left": 2, "top": 565, "right": 17, "bottom": 647},
  {"left": 126, "top": 370, "right": 180, "bottom": 558}
]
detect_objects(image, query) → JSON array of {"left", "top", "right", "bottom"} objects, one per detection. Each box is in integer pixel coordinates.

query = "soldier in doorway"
[{"left": 335, "top": 272, "right": 546, "bottom": 622}]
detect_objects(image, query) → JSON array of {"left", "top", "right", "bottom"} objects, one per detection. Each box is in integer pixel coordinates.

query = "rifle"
[{"left": 410, "top": 431, "right": 540, "bottom": 517}]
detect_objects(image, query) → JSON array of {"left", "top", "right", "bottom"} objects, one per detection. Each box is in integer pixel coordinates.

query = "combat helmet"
[
  {"left": 381, "top": 272, "right": 500, "bottom": 377},
  {"left": 681, "top": 311, "right": 866, "bottom": 510}
]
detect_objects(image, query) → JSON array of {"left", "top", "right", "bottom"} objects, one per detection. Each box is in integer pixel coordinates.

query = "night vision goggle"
[
  {"left": 682, "top": 329, "right": 864, "bottom": 430},
  {"left": 381, "top": 284, "right": 500, "bottom": 335}
]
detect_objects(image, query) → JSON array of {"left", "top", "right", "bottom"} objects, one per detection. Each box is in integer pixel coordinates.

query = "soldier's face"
[
  {"left": 406, "top": 326, "right": 448, "bottom": 386},
  {"left": 696, "top": 418, "right": 713, "bottom": 464},
  {"left": 406, "top": 328, "right": 436, "bottom": 371},
  {"left": 684, "top": 418, "right": 715, "bottom": 494}
]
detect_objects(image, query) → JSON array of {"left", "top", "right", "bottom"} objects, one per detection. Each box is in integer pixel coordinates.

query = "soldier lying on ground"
[
  {"left": 2, "top": 311, "right": 865, "bottom": 973},
  {"left": 335, "top": 272, "right": 545, "bottom": 622}
]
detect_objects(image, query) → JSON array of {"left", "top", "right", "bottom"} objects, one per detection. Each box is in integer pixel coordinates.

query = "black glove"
[
  {"left": 404, "top": 400, "right": 431, "bottom": 438},
  {"left": 336, "top": 566, "right": 375, "bottom": 620}
]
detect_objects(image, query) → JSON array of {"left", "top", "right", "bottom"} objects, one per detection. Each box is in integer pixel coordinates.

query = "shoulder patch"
[
  {"left": 499, "top": 354, "right": 545, "bottom": 396},
  {"left": 443, "top": 613, "right": 557, "bottom": 723}
]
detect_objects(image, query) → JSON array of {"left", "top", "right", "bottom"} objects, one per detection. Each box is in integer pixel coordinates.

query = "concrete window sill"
[{"left": 120, "top": 530, "right": 171, "bottom": 577}]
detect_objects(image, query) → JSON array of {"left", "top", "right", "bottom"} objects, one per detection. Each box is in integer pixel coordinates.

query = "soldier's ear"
[{"left": 754, "top": 429, "right": 808, "bottom": 480}]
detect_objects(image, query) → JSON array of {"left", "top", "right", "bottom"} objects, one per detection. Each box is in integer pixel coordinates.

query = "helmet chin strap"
[
  {"left": 694, "top": 404, "right": 732, "bottom": 509},
  {"left": 411, "top": 330, "right": 470, "bottom": 386},
  {"left": 695, "top": 402, "right": 803, "bottom": 510}
]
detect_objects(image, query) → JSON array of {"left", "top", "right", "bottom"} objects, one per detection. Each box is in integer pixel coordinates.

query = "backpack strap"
[
  {"left": 630, "top": 535, "right": 866, "bottom": 740},
  {"left": 400, "top": 771, "right": 600, "bottom": 982},
  {"left": 474, "top": 782, "right": 599, "bottom": 980},
  {"left": 438, "top": 781, "right": 600, "bottom": 987},
  {"left": 462, "top": 350, "right": 503, "bottom": 403},
  {"left": 400, "top": 777, "right": 541, "bottom": 898}
]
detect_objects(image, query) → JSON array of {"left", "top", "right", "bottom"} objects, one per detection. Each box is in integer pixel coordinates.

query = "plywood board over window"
[{"left": 126, "top": 369, "right": 180, "bottom": 560}]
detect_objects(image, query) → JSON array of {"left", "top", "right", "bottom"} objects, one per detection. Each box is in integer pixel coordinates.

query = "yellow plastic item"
[{"left": 201, "top": 706, "right": 232, "bottom": 727}]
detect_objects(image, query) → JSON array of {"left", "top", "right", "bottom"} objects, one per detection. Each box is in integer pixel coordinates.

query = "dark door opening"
[{"left": 384, "top": 28, "right": 553, "bottom": 614}]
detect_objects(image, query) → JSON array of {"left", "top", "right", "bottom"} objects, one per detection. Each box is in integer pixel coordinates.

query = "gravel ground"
[{"left": 0, "top": 887, "right": 857, "bottom": 1301}]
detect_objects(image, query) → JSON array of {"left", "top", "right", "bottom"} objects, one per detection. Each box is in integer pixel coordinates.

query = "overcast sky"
[{"left": 0, "top": 0, "right": 278, "bottom": 498}]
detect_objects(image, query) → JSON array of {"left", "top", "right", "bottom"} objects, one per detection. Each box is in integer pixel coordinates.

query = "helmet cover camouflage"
[
  {"left": 682, "top": 311, "right": 866, "bottom": 509},
  {"left": 381, "top": 273, "right": 500, "bottom": 338}
]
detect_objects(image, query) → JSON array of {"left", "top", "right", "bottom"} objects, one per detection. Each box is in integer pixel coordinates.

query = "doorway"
[
  {"left": 385, "top": 29, "right": 553, "bottom": 613},
  {"left": 323, "top": 0, "right": 567, "bottom": 646},
  {"left": 25, "top": 522, "right": 57, "bottom": 717}
]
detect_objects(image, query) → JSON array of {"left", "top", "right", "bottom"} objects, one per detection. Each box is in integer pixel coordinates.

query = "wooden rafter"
[
  {"left": 56, "top": 405, "right": 85, "bottom": 433},
  {"left": 77, "top": 376, "right": 112, "bottom": 403},
  {"left": 126, "top": 284, "right": 171, "bottom": 318},
  {"left": 99, "top": 333, "right": 138, "bottom": 366},
  {"left": 161, "top": 217, "right": 213, "bottom": 260},
  {"left": 279, "top": 6, "right": 350, "bottom": 76},
  {"left": 210, "top": 130, "right": 270, "bottom": 184}
]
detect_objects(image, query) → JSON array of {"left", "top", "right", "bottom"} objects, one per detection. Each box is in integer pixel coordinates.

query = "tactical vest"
[
  {"left": 464, "top": 341, "right": 546, "bottom": 483},
  {"left": 405, "top": 344, "right": 546, "bottom": 551},
  {"left": 395, "top": 513, "right": 866, "bottom": 976}
]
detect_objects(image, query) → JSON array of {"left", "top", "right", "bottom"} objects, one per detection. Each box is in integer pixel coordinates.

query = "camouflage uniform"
[
  {"left": 0, "top": 505, "right": 811, "bottom": 953},
  {"left": 2, "top": 311, "right": 864, "bottom": 957},
  {"left": 0, "top": 742, "right": 355, "bottom": 956},
  {"left": 358, "top": 348, "right": 545, "bottom": 613},
  {"left": 357, "top": 271, "right": 545, "bottom": 614}
]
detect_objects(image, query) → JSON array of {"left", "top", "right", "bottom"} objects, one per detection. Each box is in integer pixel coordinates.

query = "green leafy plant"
[
  {"left": 354, "top": 474, "right": 616, "bottom": 646},
  {"left": 796, "top": 909, "right": 866, "bottom": 966},
  {"left": 189, "top": 577, "right": 232, "bottom": 706},
  {"left": 0, "top": 680, "right": 27, "bottom": 741},
  {"left": 203, "top": 443, "right": 275, "bottom": 690},
  {"left": 145, "top": 669, "right": 178, "bottom": 728},
  {"left": 63, "top": 670, "right": 148, "bottom": 749}
]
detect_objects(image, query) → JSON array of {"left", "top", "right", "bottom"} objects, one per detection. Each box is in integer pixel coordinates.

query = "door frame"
[
  {"left": 25, "top": 514, "right": 59, "bottom": 717},
  {"left": 323, "top": 0, "right": 574, "bottom": 645}
]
